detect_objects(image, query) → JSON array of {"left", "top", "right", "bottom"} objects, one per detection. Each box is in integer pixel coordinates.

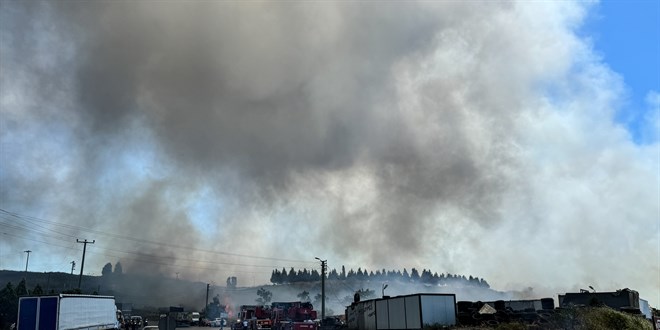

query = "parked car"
[
  {"left": 130, "top": 316, "right": 143, "bottom": 328},
  {"left": 210, "top": 318, "right": 224, "bottom": 327}
]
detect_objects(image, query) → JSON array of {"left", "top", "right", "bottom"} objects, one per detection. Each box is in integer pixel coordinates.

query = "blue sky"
[{"left": 583, "top": 0, "right": 660, "bottom": 143}]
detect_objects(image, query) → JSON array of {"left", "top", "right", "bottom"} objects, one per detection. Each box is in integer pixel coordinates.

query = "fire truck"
[
  {"left": 235, "top": 305, "right": 273, "bottom": 330},
  {"left": 271, "top": 302, "right": 317, "bottom": 330},
  {"left": 234, "top": 302, "right": 317, "bottom": 330}
]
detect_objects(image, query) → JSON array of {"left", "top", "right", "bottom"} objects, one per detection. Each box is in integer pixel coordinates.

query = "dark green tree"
[
  {"left": 297, "top": 290, "right": 310, "bottom": 302},
  {"left": 102, "top": 263, "right": 113, "bottom": 276},
  {"left": 0, "top": 282, "right": 18, "bottom": 329},
  {"left": 226, "top": 277, "right": 237, "bottom": 288},
  {"left": 410, "top": 268, "right": 420, "bottom": 282},
  {"left": 270, "top": 270, "right": 277, "bottom": 284},
  {"left": 310, "top": 269, "right": 321, "bottom": 282},
  {"left": 401, "top": 269, "right": 409, "bottom": 281},
  {"left": 301, "top": 268, "right": 311, "bottom": 282},
  {"left": 293, "top": 270, "right": 304, "bottom": 283},
  {"left": 256, "top": 287, "right": 272, "bottom": 305},
  {"left": 281, "top": 268, "right": 288, "bottom": 283},
  {"left": 31, "top": 284, "right": 43, "bottom": 295},
  {"left": 288, "top": 268, "right": 296, "bottom": 283},
  {"left": 313, "top": 293, "right": 327, "bottom": 308},
  {"left": 16, "top": 279, "right": 28, "bottom": 296},
  {"left": 357, "top": 288, "right": 375, "bottom": 299},
  {"left": 114, "top": 262, "right": 123, "bottom": 275}
]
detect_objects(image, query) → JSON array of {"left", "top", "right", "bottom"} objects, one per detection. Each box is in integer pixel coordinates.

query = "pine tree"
[
  {"left": 410, "top": 268, "right": 420, "bottom": 282},
  {"left": 0, "top": 282, "right": 19, "bottom": 328},
  {"left": 16, "top": 279, "right": 28, "bottom": 296},
  {"left": 270, "top": 270, "right": 278, "bottom": 284},
  {"left": 102, "top": 262, "right": 113, "bottom": 276},
  {"left": 288, "top": 267, "right": 296, "bottom": 283},
  {"left": 31, "top": 284, "right": 43, "bottom": 295},
  {"left": 312, "top": 269, "right": 321, "bottom": 281},
  {"left": 256, "top": 287, "right": 272, "bottom": 304}
]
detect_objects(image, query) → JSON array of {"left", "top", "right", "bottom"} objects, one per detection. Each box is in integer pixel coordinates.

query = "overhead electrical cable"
[{"left": 0, "top": 208, "right": 316, "bottom": 265}]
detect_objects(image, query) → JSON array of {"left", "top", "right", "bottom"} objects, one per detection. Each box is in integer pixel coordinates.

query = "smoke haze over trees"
[{"left": 269, "top": 267, "right": 489, "bottom": 288}]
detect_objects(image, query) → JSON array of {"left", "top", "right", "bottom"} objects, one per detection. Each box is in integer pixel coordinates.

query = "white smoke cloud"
[{"left": 1, "top": 1, "right": 657, "bottom": 306}]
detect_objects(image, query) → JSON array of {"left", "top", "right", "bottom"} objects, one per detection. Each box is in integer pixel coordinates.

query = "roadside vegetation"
[{"left": 439, "top": 306, "right": 654, "bottom": 330}]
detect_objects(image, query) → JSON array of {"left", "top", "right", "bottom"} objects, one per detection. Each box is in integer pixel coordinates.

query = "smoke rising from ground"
[{"left": 1, "top": 1, "right": 658, "bottom": 305}]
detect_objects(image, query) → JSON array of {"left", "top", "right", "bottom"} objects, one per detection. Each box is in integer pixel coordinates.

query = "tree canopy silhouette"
[{"left": 268, "top": 266, "right": 489, "bottom": 288}]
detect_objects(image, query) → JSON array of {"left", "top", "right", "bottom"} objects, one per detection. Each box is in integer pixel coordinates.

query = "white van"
[{"left": 190, "top": 312, "right": 200, "bottom": 326}]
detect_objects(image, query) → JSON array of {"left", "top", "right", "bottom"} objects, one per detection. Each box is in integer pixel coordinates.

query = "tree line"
[
  {"left": 270, "top": 266, "right": 490, "bottom": 288},
  {"left": 0, "top": 279, "right": 85, "bottom": 330}
]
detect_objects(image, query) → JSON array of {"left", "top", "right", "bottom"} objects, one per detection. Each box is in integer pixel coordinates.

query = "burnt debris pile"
[{"left": 456, "top": 298, "right": 556, "bottom": 327}]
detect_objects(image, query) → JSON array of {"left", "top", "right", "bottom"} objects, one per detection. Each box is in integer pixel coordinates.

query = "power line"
[
  {"left": 0, "top": 208, "right": 316, "bottom": 265},
  {"left": 3, "top": 231, "right": 288, "bottom": 275},
  {"left": 3, "top": 230, "right": 307, "bottom": 271}
]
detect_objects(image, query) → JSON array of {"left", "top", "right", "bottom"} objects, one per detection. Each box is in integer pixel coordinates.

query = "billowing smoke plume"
[{"left": 1, "top": 1, "right": 657, "bottom": 306}]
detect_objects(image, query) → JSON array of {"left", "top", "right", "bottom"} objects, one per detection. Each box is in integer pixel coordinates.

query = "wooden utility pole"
[
  {"left": 315, "top": 258, "right": 327, "bottom": 320},
  {"left": 24, "top": 250, "right": 31, "bottom": 272},
  {"left": 205, "top": 283, "right": 210, "bottom": 315},
  {"left": 76, "top": 239, "right": 94, "bottom": 289}
]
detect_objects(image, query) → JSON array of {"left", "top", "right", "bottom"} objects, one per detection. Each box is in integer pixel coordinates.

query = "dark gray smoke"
[{"left": 1, "top": 1, "right": 658, "bottom": 306}]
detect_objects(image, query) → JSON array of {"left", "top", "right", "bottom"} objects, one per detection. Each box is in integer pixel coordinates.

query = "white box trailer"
[
  {"left": 346, "top": 294, "right": 456, "bottom": 330},
  {"left": 18, "top": 294, "right": 119, "bottom": 330}
]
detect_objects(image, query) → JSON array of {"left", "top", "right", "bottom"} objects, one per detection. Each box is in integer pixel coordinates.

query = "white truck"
[
  {"left": 17, "top": 294, "right": 120, "bottom": 330},
  {"left": 190, "top": 312, "right": 200, "bottom": 326}
]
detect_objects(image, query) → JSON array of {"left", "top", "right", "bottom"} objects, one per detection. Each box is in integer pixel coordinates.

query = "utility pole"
[
  {"left": 24, "top": 250, "right": 31, "bottom": 272},
  {"left": 205, "top": 283, "right": 210, "bottom": 315},
  {"left": 70, "top": 261, "right": 76, "bottom": 274},
  {"left": 76, "top": 239, "right": 95, "bottom": 289},
  {"left": 315, "top": 257, "right": 327, "bottom": 320}
]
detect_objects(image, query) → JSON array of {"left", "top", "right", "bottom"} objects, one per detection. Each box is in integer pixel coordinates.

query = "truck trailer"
[{"left": 18, "top": 294, "right": 120, "bottom": 330}]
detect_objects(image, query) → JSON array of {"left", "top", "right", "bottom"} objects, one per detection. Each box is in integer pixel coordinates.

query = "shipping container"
[{"left": 345, "top": 294, "right": 456, "bottom": 330}]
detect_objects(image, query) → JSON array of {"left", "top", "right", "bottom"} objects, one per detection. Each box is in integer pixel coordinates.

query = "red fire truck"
[
  {"left": 271, "top": 301, "right": 317, "bottom": 330},
  {"left": 233, "top": 302, "right": 317, "bottom": 330}
]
